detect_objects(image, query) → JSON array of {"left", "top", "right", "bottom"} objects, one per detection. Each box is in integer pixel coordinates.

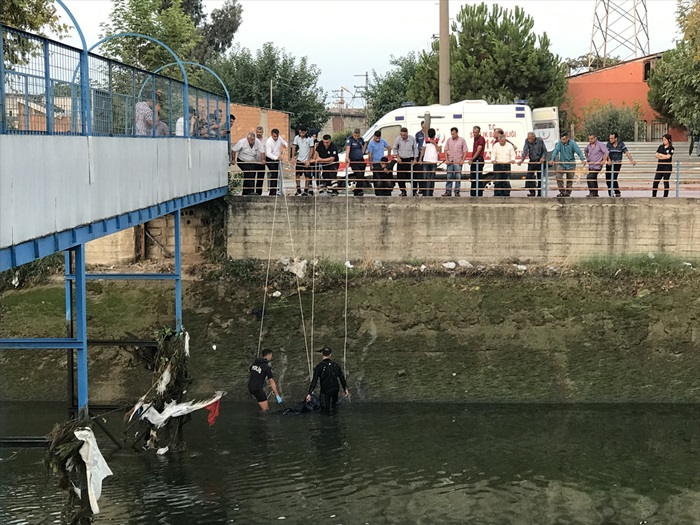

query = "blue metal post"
[
  {"left": 151, "top": 73, "right": 156, "bottom": 137},
  {"left": 0, "top": 26, "right": 5, "bottom": 133},
  {"left": 131, "top": 71, "right": 136, "bottom": 136},
  {"left": 73, "top": 245, "right": 89, "bottom": 421},
  {"left": 676, "top": 161, "right": 681, "bottom": 198},
  {"left": 174, "top": 211, "right": 182, "bottom": 331},
  {"left": 168, "top": 79, "right": 173, "bottom": 134},
  {"left": 24, "top": 76, "right": 30, "bottom": 130},
  {"left": 64, "top": 251, "right": 75, "bottom": 409},
  {"left": 43, "top": 39, "right": 53, "bottom": 134}
]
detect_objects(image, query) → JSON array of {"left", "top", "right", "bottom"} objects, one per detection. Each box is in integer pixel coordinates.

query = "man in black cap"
[
  {"left": 248, "top": 348, "right": 282, "bottom": 412},
  {"left": 306, "top": 347, "right": 348, "bottom": 410}
]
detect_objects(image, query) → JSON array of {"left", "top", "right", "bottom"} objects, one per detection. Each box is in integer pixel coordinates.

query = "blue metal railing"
[{"left": 0, "top": 24, "right": 228, "bottom": 140}]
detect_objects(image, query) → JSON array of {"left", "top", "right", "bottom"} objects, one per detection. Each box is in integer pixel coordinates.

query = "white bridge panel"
[{"left": 0, "top": 135, "right": 228, "bottom": 249}]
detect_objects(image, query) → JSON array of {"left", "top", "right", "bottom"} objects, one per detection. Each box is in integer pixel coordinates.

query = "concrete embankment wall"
[{"left": 227, "top": 197, "right": 700, "bottom": 262}]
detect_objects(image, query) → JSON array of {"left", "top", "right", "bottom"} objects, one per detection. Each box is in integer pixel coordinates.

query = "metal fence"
[
  {"left": 0, "top": 24, "right": 228, "bottom": 139},
  {"left": 230, "top": 159, "right": 700, "bottom": 199}
]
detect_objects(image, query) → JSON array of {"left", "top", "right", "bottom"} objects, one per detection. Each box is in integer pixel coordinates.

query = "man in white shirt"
[
  {"left": 491, "top": 133, "right": 516, "bottom": 197},
  {"left": 292, "top": 127, "right": 315, "bottom": 195},
  {"left": 264, "top": 128, "right": 288, "bottom": 196},
  {"left": 231, "top": 132, "right": 266, "bottom": 196}
]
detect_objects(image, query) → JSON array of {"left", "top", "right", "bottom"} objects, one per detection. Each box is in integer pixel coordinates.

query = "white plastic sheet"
[
  {"left": 138, "top": 391, "right": 225, "bottom": 429},
  {"left": 74, "top": 428, "right": 113, "bottom": 514}
]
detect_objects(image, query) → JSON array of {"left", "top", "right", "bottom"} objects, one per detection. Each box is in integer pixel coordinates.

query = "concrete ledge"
[{"left": 227, "top": 196, "right": 700, "bottom": 262}]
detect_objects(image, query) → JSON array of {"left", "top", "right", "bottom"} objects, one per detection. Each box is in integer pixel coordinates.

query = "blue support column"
[
  {"left": 174, "top": 211, "right": 183, "bottom": 331},
  {"left": 64, "top": 251, "right": 75, "bottom": 408},
  {"left": 73, "top": 245, "right": 89, "bottom": 421},
  {"left": 0, "top": 27, "right": 6, "bottom": 134}
]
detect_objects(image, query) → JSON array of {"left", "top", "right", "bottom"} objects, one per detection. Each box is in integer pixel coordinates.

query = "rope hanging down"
[
  {"left": 343, "top": 165, "right": 350, "bottom": 378},
  {"left": 280, "top": 162, "right": 313, "bottom": 380},
  {"left": 257, "top": 184, "right": 279, "bottom": 357}
]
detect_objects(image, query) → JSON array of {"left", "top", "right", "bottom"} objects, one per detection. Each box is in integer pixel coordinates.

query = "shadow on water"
[{"left": 2, "top": 402, "right": 700, "bottom": 524}]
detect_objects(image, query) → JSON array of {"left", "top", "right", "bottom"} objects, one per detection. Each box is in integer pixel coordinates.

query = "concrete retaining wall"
[{"left": 227, "top": 197, "right": 700, "bottom": 262}]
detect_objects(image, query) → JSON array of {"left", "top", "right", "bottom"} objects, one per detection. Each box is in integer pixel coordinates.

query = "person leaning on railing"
[
  {"left": 491, "top": 133, "right": 516, "bottom": 197},
  {"left": 549, "top": 131, "right": 586, "bottom": 198},
  {"left": 517, "top": 132, "right": 548, "bottom": 197},
  {"left": 605, "top": 132, "right": 636, "bottom": 197},
  {"left": 231, "top": 132, "right": 265, "bottom": 196},
  {"left": 393, "top": 127, "right": 419, "bottom": 197},
  {"left": 419, "top": 128, "right": 440, "bottom": 197},
  {"left": 583, "top": 133, "right": 610, "bottom": 198}
]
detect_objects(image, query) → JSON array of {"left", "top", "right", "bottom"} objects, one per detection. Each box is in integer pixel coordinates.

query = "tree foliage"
[
  {"left": 647, "top": 0, "right": 700, "bottom": 132},
  {"left": 581, "top": 102, "right": 641, "bottom": 141},
  {"left": 159, "top": 0, "right": 242, "bottom": 63},
  {"left": 365, "top": 53, "right": 418, "bottom": 123},
  {"left": 99, "top": 0, "right": 201, "bottom": 74},
  {"left": 209, "top": 43, "right": 329, "bottom": 131},
  {"left": 406, "top": 3, "right": 566, "bottom": 108},
  {"left": 564, "top": 54, "right": 621, "bottom": 76},
  {"left": 0, "top": 0, "right": 67, "bottom": 35}
]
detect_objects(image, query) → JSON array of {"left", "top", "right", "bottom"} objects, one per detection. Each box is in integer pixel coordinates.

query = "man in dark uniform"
[
  {"left": 345, "top": 128, "right": 367, "bottom": 196},
  {"left": 306, "top": 347, "right": 348, "bottom": 411},
  {"left": 248, "top": 348, "right": 282, "bottom": 412},
  {"left": 315, "top": 134, "right": 340, "bottom": 194}
]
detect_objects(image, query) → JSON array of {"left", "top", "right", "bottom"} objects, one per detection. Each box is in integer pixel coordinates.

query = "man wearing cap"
[
  {"left": 248, "top": 348, "right": 282, "bottom": 412},
  {"left": 306, "top": 347, "right": 348, "bottom": 411},
  {"left": 549, "top": 131, "right": 586, "bottom": 197},
  {"left": 345, "top": 128, "right": 367, "bottom": 196}
]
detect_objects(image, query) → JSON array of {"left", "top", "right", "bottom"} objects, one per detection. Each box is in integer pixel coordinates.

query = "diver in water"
[
  {"left": 248, "top": 348, "right": 282, "bottom": 411},
  {"left": 306, "top": 347, "right": 348, "bottom": 411}
]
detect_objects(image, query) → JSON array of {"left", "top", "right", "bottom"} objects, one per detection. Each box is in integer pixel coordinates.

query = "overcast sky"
[{"left": 54, "top": 0, "right": 679, "bottom": 106}]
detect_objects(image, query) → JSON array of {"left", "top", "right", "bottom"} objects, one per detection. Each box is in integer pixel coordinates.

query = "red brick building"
[{"left": 562, "top": 53, "right": 685, "bottom": 142}]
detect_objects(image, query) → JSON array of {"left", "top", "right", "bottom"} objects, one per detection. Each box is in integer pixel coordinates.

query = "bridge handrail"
[{"left": 0, "top": 23, "right": 229, "bottom": 140}]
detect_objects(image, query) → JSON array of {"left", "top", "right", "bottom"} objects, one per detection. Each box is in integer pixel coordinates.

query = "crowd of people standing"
[{"left": 229, "top": 124, "right": 677, "bottom": 198}]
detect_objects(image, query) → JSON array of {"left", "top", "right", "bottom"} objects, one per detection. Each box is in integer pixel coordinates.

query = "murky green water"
[{"left": 2, "top": 402, "right": 700, "bottom": 524}]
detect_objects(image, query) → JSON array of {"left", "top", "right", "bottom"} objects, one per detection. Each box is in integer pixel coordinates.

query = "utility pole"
[
  {"left": 439, "top": 0, "right": 450, "bottom": 105},
  {"left": 354, "top": 72, "right": 369, "bottom": 127},
  {"left": 269, "top": 79, "right": 273, "bottom": 109}
]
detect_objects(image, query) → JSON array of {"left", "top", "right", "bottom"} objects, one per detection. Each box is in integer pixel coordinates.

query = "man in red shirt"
[{"left": 469, "top": 126, "right": 486, "bottom": 197}]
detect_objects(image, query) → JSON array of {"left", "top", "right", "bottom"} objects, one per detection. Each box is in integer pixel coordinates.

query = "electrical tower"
[{"left": 588, "top": 0, "right": 649, "bottom": 68}]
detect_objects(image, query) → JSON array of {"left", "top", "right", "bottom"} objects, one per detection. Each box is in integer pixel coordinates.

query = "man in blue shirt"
[
  {"left": 549, "top": 131, "right": 586, "bottom": 197},
  {"left": 345, "top": 128, "right": 367, "bottom": 196},
  {"left": 367, "top": 130, "right": 390, "bottom": 194}
]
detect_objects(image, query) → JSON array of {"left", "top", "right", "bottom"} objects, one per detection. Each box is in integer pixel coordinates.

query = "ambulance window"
[
  {"left": 534, "top": 122, "right": 556, "bottom": 130},
  {"left": 379, "top": 125, "right": 402, "bottom": 146}
]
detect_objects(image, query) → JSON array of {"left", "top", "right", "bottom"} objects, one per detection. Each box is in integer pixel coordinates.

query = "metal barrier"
[
  {"left": 0, "top": 24, "right": 227, "bottom": 139},
  {"left": 229, "top": 158, "right": 700, "bottom": 198}
]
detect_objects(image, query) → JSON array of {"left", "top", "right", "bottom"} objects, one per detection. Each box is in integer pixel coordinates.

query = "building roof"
[{"left": 566, "top": 52, "right": 665, "bottom": 80}]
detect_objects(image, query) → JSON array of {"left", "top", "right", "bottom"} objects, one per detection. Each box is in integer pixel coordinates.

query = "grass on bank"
[{"left": 578, "top": 253, "right": 696, "bottom": 278}]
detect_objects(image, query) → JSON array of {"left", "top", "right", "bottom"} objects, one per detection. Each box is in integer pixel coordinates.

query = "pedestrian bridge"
[
  {"left": 0, "top": 25, "right": 229, "bottom": 271},
  {"left": 0, "top": 23, "right": 229, "bottom": 423}
]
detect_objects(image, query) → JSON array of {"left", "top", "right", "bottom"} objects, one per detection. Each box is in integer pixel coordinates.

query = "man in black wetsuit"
[
  {"left": 306, "top": 347, "right": 348, "bottom": 410},
  {"left": 248, "top": 348, "right": 282, "bottom": 411}
]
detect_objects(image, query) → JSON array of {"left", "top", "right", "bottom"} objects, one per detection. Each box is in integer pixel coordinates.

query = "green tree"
[
  {"left": 407, "top": 3, "right": 566, "bottom": 109},
  {"left": 159, "top": 0, "right": 242, "bottom": 63},
  {"left": 581, "top": 101, "right": 641, "bottom": 141},
  {"left": 209, "top": 43, "right": 328, "bottom": 130},
  {"left": 99, "top": 0, "right": 201, "bottom": 74},
  {"left": 365, "top": 53, "right": 418, "bottom": 123},
  {"left": 647, "top": 1, "right": 700, "bottom": 132},
  {"left": 564, "top": 54, "right": 621, "bottom": 76},
  {"left": 0, "top": 0, "right": 67, "bottom": 35}
]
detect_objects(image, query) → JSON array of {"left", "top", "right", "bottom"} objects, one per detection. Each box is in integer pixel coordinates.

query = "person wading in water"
[
  {"left": 248, "top": 348, "right": 282, "bottom": 412},
  {"left": 306, "top": 347, "right": 348, "bottom": 411}
]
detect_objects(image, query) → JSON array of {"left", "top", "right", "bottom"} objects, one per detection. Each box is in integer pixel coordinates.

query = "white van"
[{"left": 362, "top": 100, "right": 559, "bottom": 171}]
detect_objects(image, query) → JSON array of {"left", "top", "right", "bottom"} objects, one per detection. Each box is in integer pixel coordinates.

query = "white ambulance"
[{"left": 362, "top": 100, "right": 559, "bottom": 169}]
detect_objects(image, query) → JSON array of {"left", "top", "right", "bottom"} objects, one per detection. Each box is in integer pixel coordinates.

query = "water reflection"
[{"left": 1, "top": 403, "right": 700, "bottom": 524}]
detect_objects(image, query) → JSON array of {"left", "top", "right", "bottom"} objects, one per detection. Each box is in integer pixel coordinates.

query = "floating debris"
[
  {"left": 442, "top": 262, "right": 456, "bottom": 270},
  {"left": 458, "top": 260, "right": 473, "bottom": 268}
]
